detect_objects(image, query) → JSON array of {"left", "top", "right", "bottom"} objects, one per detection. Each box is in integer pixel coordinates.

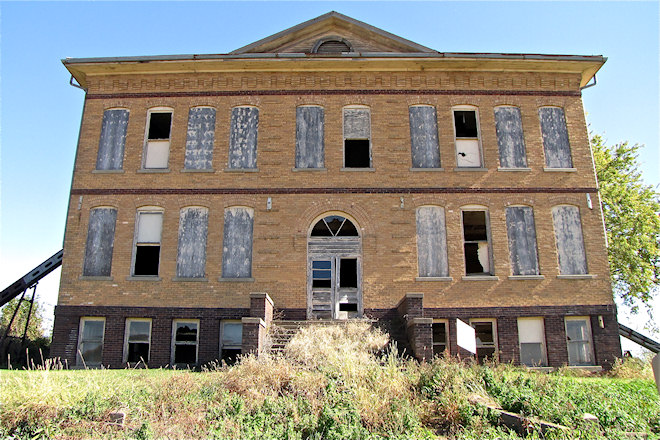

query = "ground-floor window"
[
  {"left": 470, "top": 318, "right": 497, "bottom": 363},
  {"left": 517, "top": 317, "right": 547, "bottom": 367},
  {"left": 220, "top": 320, "right": 242, "bottom": 364},
  {"left": 565, "top": 316, "right": 594, "bottom": 366},
  {"left": 172, "top": 320, "right": 199, "bottom": 366},
  {"left": 432, "top": 319, "right": 449, "bottom": 356},
  {"left": 124, "top": 318, "right": 152, "bottom": 365},
  {"left": 77, "top": 317, "right": 105, "bottom": 367}
]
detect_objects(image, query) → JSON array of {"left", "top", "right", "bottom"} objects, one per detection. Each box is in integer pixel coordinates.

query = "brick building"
[{"left": 51, "top": 12, "right": 621, "bottom": 369}]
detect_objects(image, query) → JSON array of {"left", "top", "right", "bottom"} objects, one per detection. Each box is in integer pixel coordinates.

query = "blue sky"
[{"left": 1, "top": 2, "right": 658, "bottom": 346}]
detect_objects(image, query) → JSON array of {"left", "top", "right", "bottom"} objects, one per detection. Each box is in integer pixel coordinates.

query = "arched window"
[
  {"left": 312, "top": 37, "right": 354, "bottom": 54},
  {"left": 310, "top": 215, "right": 359, "bottom": 237}
]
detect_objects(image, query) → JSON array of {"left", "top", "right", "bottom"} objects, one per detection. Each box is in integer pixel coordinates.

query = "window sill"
[
  {"left": 79, "top": 276, "right": 113, "bottom": 281},
  {"left": 543, "top": 167, "right": 577, "bottom": 173},
  {"left": 292, "top": 167, "right": 327, "bottom": 172},
  {"left": 526, "top": 366, "right": 553, "bottom": 372},
  {"left": 340, "top": 167, "right": 375, "bottom": 172},
  {"left": 172, "top": 277, "right": 208, "bottom": 282},
  {"left": 498, "top": 167, "right": 531, "bottom": 172},
  {"left": 137, "top": 168, "right": 170, "bottom": 174},
  {"left": 181, "top": 168, "right": 215, "bottom": 173},
  {"left": 557, "top": 274, "right": 597, "bottom": 280},
  {"left": 415, "top": 276, "right": 453, "bottom": 282},
  {"left": 568, "top": 365, "right": 602, "bottom": 372},
  {"left": 461, "top": 275, "right": 499, "bottom": 281},
  {"left": 92, "top": 169, "right": 124, "bottom": 174},
  {"left": 508, "top": 275, "right": 545, "bottom": 280},
  {"left": 453, "top": 167, "right": 488, "bottom": 172},
  {"left": 224, "top": 168, "right": 259, "bottom": 173},
  {"left": 410, "top": 167, "right": 445, "bottom": 172},
  {"left": 218, "top": 277, "right": 255, "bottom": 282},
  {"left": 126, "top": 276, "right": 162, "bottom": 281}
]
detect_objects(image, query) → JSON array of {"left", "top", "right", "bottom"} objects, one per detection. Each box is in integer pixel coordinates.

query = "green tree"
[
  {"left": 592, "top": 134, "right": 660, "bottom": 313},
  {"left": 0, "top": 296, "right": 47, "bottom": 341}
]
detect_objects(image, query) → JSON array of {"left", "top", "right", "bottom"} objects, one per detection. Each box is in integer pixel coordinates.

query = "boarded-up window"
[
  {"left": 517, "top": 317, "right": 547, "bottom": 367},
  {"left": 83, "top": 207, "right": 117, "bottom": 277},
  {"left": 295, "top": 106, "right": 324, "bottom": 168},
  {"left": 416, "top": 206, "right": 449, "bottom": 277},
  {"left": 453, "top": 108, "right": 483, "bottom": 167},
  {"left": 552, "top": 205, "right": 588, "bottom": 275},
  {"left": 495, "top": 106, "right": 527, "bottom": 168},
  {"left": 77, "top": 317, "right": 105, "bottom": 367},
  {"left": 410, "top": 106, "right": 440, "bottom": 168},
  {"left": 176, "top": 207, "right": 208, "bottom": 278},
  {"left": 133, "top": 210, "right": 163, "bottom": 276},
  {"left": 184, "top": 107, "right": 215, "bottom": 170},
  {"left": 539, "top": 107, "right": 572, "bottom": 168},
  {"left": 506, "top": 206, "right": 540, "bottom": 275},
  {"left": 144, "top": 110, "right": 172, "bottom": 169},
  {"left": 228, "top": 107, "right": 258, "bottom": 169},
  {"left": 222, "top": 207, "right": 254, "bottom": 278},
  {"left": 463, "top": 210, "right": 492, "bottom": 275},
  {"left": 124, "top": 319, "right": 151, "bottom": 364},
  {"left": 96, "top": 109, "right": 129, "bottom": 170},
  {"left": 343, "top": 107, "right": 371, "bottom": 168}
]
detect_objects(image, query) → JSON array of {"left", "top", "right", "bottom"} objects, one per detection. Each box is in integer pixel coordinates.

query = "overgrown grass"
[{"left": 1, "top": 322, "right": 658, "bottom": 439}]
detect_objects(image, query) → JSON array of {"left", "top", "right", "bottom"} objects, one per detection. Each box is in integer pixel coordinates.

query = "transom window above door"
[{"left": 310, "top": 216, "right": 359, "bottom": 237}]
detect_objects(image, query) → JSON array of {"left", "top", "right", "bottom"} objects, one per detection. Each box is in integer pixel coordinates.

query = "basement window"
[
  {"left": 453, "top": 107, "right": 483, "bottom": 168},
  {"left": 517, "top": 317, "right": 547, "bottom": 367},
  {"left": 143, "top": 109, "right": 172, "bottom": 169},
  {"left": 133, "top": 210, "right": 163, "bottom": 277},
  {"left": 77, "top": 317, "right": 105, "bottom": 367},
  {"left": 172, "top": 320, "right": 199, "bottom": 365},
  {"left": 565, "top": 316, "right": 594, "bottom": 366},
  {"left": 343, "top": 107, "right": 371, "bottom": 168},
  {"left": 470, "top": 319, "right": 497, "bottom": 363},
  {"left": 220, "top": 320, "right": 242, "bottom": 365},
  {"left": 432, "top": 320, "right": 449, "bottom": 356},
  {"left": 124, "top": 319, "right": 151, "bottom": 365},
  {"left": 462, "top": 210, "right": 492, "bottom": 275}
]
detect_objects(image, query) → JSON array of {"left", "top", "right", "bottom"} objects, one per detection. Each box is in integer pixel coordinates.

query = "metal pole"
[
  {"left": 21, "top": 284, "right": 38, "bottom": 346},
  {"left": 1, "top": 288, "right": 27, "bottom": 346}
]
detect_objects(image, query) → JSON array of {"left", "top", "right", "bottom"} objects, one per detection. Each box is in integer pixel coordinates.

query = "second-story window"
[
  {"left": 228, "top": 106, "right": 259, "bottom": 170},
  {"left": 552, "top": 205, "right": 588, "bottom": 275},
  {"left": 494, "top": 106, "right": 527, "bottom": 168},
  {"left": 96, "top": 109, "right": 129, "bottom": 171},
  {"left": 295, "top": 106, "right": 325, "bottom": 169},
  {"left": 505, "top": 206, "right": 540, "bottom": 276},
  {"left": 453, "top": 106, "right": 483, "bottom": 168},
  {"left": 132, "top": 209, "right": 163, "bottom": 277},
  {"left": 539, "top": 107, "right": 573, "bottom": 169},
  {"left": 409, "top": 105, "right": 441, "bottom": 169},
  {"left": 143, "top": 109, "right": 172, "bottom": 169},
  {"left": 82, "top": 207, "right": 117, "bottom": 277},
  {"left": 184, "top": 107, "right": 216, "bottom": 170},
  {"left": 343, "top": 106, "right": 371, "bottom": 168},
  {"left": 176, "top": 207, "right": 208, "bottom": 278}
]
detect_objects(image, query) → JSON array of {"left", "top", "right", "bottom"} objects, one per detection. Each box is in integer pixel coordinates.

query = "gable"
[{"left": 231, "top": 11, "right": 435, "bottom": 54}]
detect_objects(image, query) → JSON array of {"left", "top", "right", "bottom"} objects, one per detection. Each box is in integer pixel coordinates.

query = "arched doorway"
[{"left": 307, "top": 214, "right": 362, "bottom": 319}]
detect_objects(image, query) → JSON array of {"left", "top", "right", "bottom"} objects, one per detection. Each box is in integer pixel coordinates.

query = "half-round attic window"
[{"left": 312, "top": 37, "right": 354, "bottom": 54}]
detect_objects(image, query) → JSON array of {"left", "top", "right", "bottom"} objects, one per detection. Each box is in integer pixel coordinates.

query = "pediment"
[{"left": 231, "top": 11, "right": 435, "bottom": 54}]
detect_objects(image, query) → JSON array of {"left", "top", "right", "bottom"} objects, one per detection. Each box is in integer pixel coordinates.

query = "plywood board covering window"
[
  {"left": 124, "top": 319, "right": 151, "bottom": 364},
  {"left": 83, "top": 207, "right": 117, "bottom": 277},
  {"left": 96, "top": 109, "right": 129, "bottom": 170},
  {"left": 228, "top": 107, "right": 259, "bottom": 169},
  {"left": 453, "top": 108, "right": 482, "bottom": 167},
  {"left": 552, "top": 205, "right": 588, "bottom": 275},
  {"left": 416, "top": 206, "right": 449, "bottom": 277},
  {"left": 144, "top": 110, "right": 172, "bottom": 169},
  {"left": 517, "top": 317, "right": 547, "bottom": 366},
  {"left": 462, "top": 210, "right": 492, "bottom": 275},
  {"left": 221, "top": 207, "right": 254, "bottom": 278},
  {"left": 133, "top": 210, "right": 163, "bottom": 276},
  {"left": 506, "top": 206, "right": 540, "bottom": 275},
  {"left": 184, "top": 107, "right": 215, "bottom": 170},
  {"left": 176, "top": 207, "right": 208, "bottom": 278},
  {"left": 409, "top": 106, "right": 440, "bottom": 168},
  {"left": 296, "top": 106, "right": 325, "bottom": 168},
  {"left": 539, "top": 107, "right": 573, "bottom": 168},
  {"left": 343, "top": 107, "right": 371, "bottom": 168},
  {"left": 494, "top": 106, "right": 527, "bottom": 168},
  {"left": 77, "top": 317, "right": 105, "bottom": 367}
]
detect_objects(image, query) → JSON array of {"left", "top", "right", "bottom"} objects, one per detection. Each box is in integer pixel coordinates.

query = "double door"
[{"left": 309, "top": 256, "right": 361, "bottom": 319}]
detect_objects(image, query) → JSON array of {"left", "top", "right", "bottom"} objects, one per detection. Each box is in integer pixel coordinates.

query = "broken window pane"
[
  {"left": 77, "top": 318, "right": 104, "bottom": 367},
  {"left": 312, "top": 260, "right": 332, "bottom": 288},
  {"left": 506, "top": 207, "right": 540, "bottom": 276},
  {"left": 454, "top": 111, "right": 478, "bottom": 138},
  {"left": 539, "top": 107, "right": 572, "bottom": 168},
  {"left": 176, "top": 207, "right": 208, "bottom": 278},
  {"left": 184, "top": 107, "right": 215, "bottom": 170},
  {"left": 228, "top": 107, "right": 259, "bottom": 169},
  {"left": 552, "top": 205, "right": 588, "bottom": 275},
  {"left": 133, "top": 211, "right": 163, "bottom": 276},
  {"left": 134, "top": 246, "right": 160, "bottom": 276},
  {"left": 495, "top": 106, "right": 527, "bottom": 168},
  {"left": 416, "top": 206, "right": 449, "bottom": 277},
  {"left": 343, "top": 107, "right": 371, "bottom": 168},
  {"left": 148, "top": 112, "right": 172, "bottom": 140},
  {"left": 221, "top": 207, "right": 254, "bottom": 278},
  {"left": 471, "top": 320, "right": 497, "bottom": 363},
  {"left": 126, "top": 319, "right": 151, "bottom": 364},
  {"left": 409, "top": 106, "right": 440, "bottom": 168},
  {"left": 83, "top": 207, "right": 117, "bottom": 277},
  {"left": 344, "top": 140, "right": 371, "bottom": 168},
  {"left": 432, "top": 321, "right": 448, "bottom": 356},
  {"left": 173, "top": 321, "right": 198, "bottom": 365},
  {"left": 339, "top": 258, "right": 357, "bottom": 288},
  {"left": 96, "top": 109, "right": 129, "bottom": 170},
  {"left": 339, "top": 303, "right": 358, "bottom": 312},
  {"left": 310, "top": 216, "right": 359, "bottom": 237},
  {"left": 296, "top": 106, "right": 324, "bottom": 168},
  {"left": 463, "top": 211, "right": 491, "bottom": 275}
]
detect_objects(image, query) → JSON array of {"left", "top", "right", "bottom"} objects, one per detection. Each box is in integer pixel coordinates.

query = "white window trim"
[
  {"left": 77, "top": 317, "right": 105, "bottom": 367},
  {"left": 432, "top": 318, "right": 449, "bottom": 355},
  {"left": 469, "top": 318, "right": 498, "bottom": 359},
  {"left": 452, "top": 105, "right": 484, "bottom": 169},
  {"left": 131, "top": 207, "right": 164, "bottom": 277},
  {"left": 123, "top": 318, "right": 152, "bottom": 365},
  {"left": 460, "top": 206, "right": 494, "bottom": 276},
  {"left": 342, "top": 105, "right": 372, "bottom": 169},
  {"left": 517, "top": 317, "right": 548, "bottom": 367},
  {"left": 171, "top": 319, "right": 200, "bottom": 366},
  {"left": 565, "top": 316, "right": 595, "bottom": 366},
  {"left": 142, "top": 107, "right": 173, "bottom": 170}
]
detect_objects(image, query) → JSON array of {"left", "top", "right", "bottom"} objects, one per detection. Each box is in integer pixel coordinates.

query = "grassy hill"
[{"left": 0, "top": 322, "right": 658, "bottom": 439}]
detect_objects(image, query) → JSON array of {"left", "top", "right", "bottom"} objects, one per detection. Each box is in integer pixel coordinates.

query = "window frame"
[
  {"left": 123, "top": 318, "right": 152, "bottom": 365},
  {"left": 432, "top": 319, "right": 449, "bottom": 357},
  {"left": 517, "top": 317, "right": 548, "bottom": 367},
  {"left": 131, "top": 207, "right": 164, "bottom": 278},
  {"left": 469, "top": 318, "right": 498, "bottom": 362},
  {"left": 565, "top": 316, "right": 595, "bottom": 366},
  {"left": 142, "top": 107, "right": 173, "bottom": 170},
  {"left": 452, "top": 105, "right": 484, "bottom": 168},
  {"left": 219, "top": 320, "right": 243, "bottom": 363},
  {"left": 460, "top": 206, "right": 494, "bottom": 276},
  {"left": 171, "top": 319, "right": 200, "bottom": 366},
  {"left": 77, "top": 317, "right": 106, "bottom": 367},
  {"left": 342, "top": 105, "right": 373, "bottom": 169}
]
